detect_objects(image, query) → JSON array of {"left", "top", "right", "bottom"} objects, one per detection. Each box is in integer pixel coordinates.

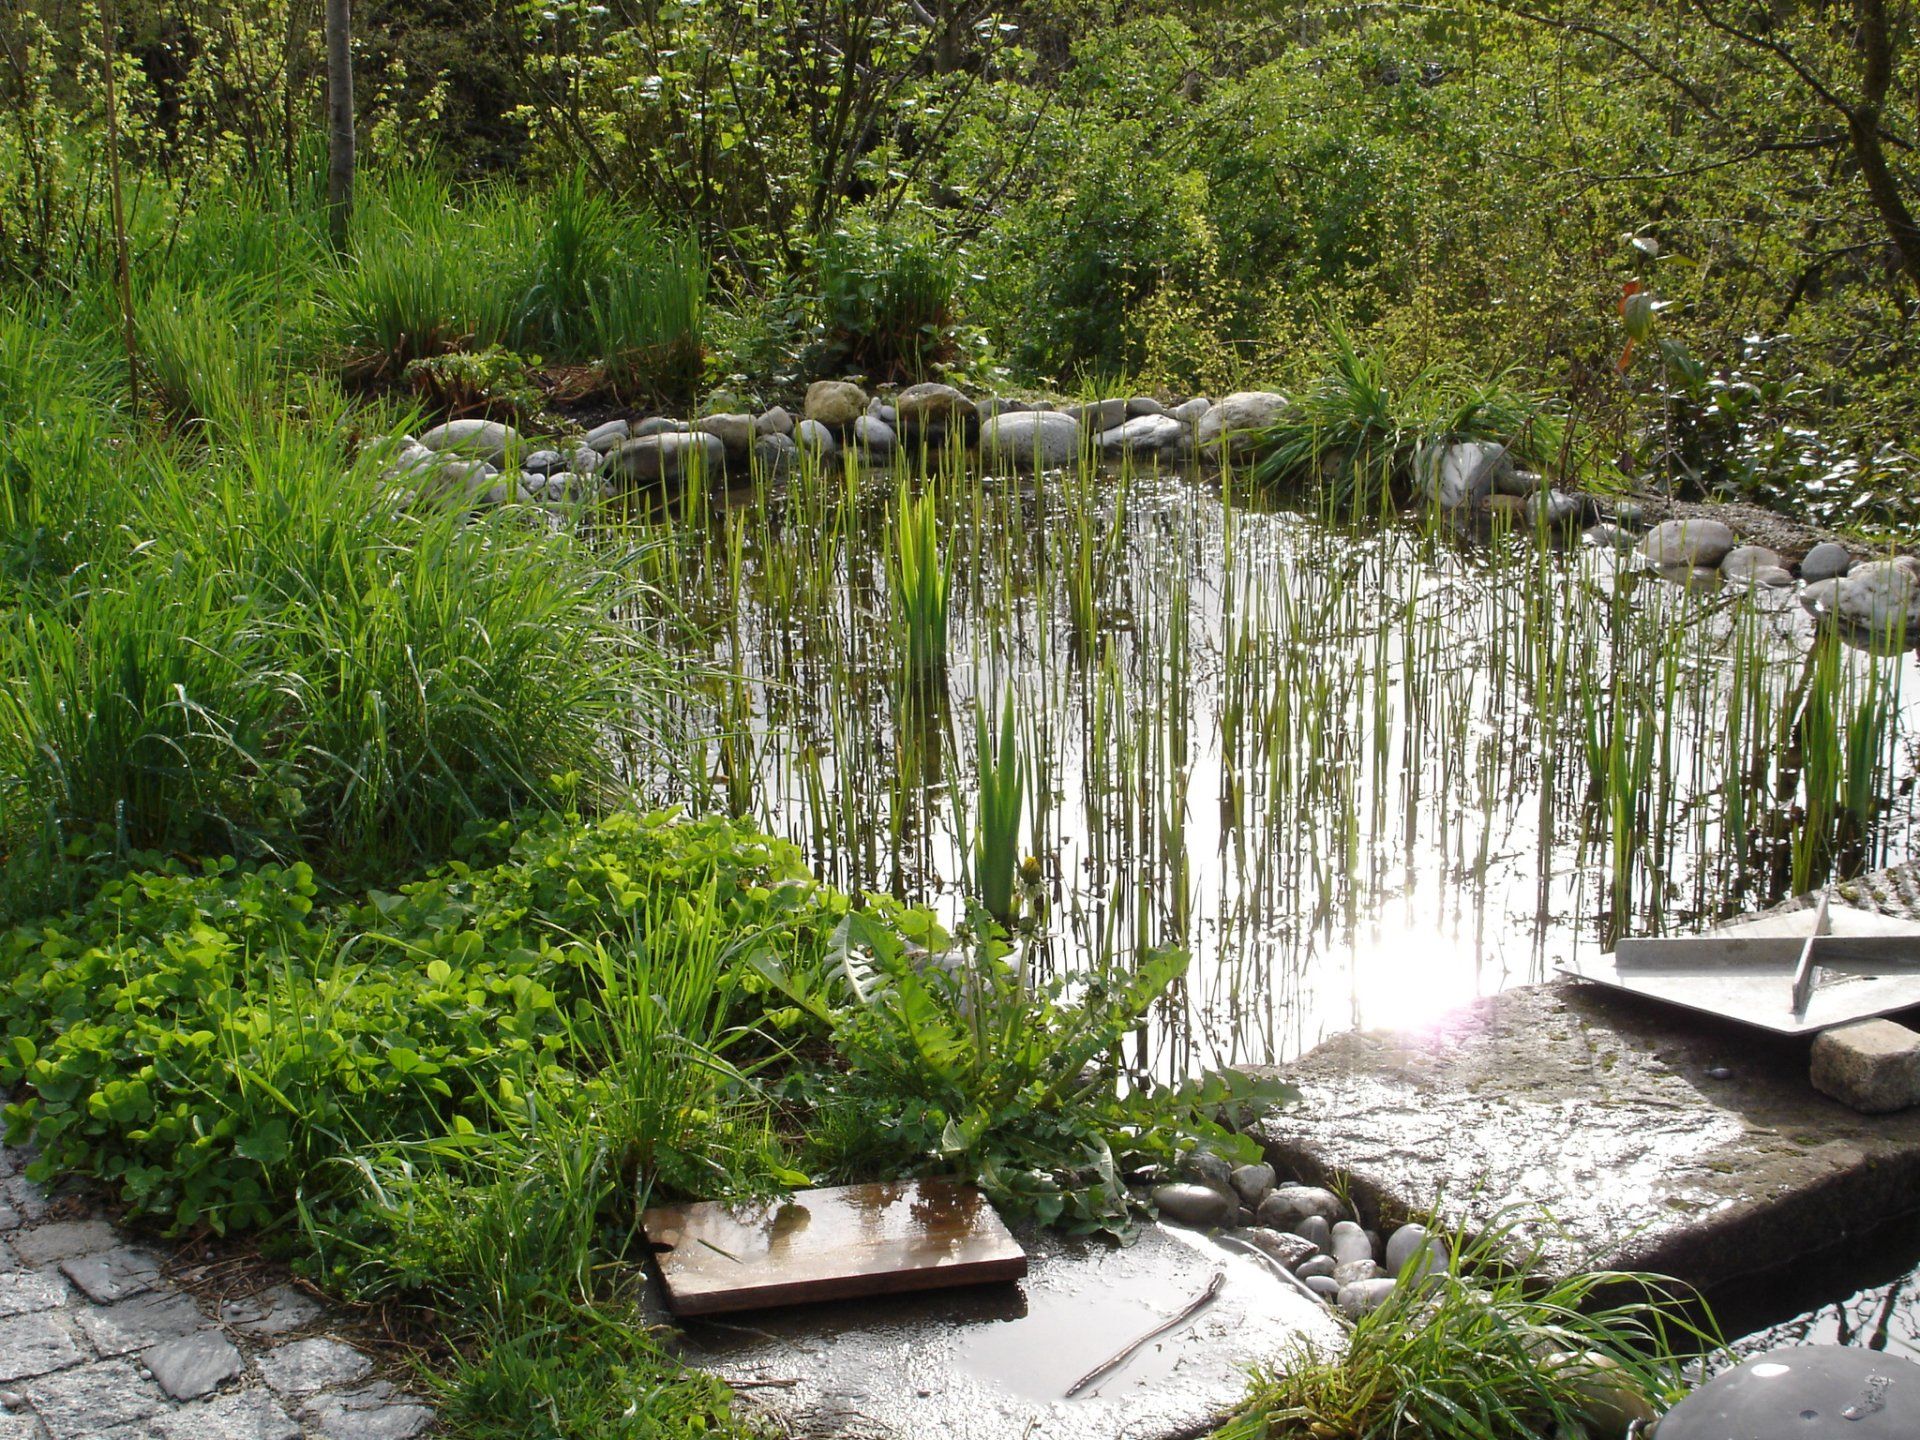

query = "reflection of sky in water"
[
  {"left": 656, "top": 471, "right": 1920, "bottom": 1077},
  {"left": 1730, "top": 1249, "right": 1920, "bottom": 1365}
]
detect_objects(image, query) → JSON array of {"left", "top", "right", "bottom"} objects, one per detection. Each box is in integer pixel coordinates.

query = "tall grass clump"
[
  {"left": 889, "top": 480, "right": 950, "bottom": 682},
  {"left": 972, "top": 690, "right": 1025, "bottom": 924},
  {"left": 1255, "top": 328, "right": 1567, "bottom": 513},
  {"left": 816, "top": 210, "right": 959, "bottom": 380},
  {"left": 1222, "top": 1219, "right": 1715, "bottom": 1440},
  {"left": 0, "top": 413, "right": 680, "bottom": 893}
]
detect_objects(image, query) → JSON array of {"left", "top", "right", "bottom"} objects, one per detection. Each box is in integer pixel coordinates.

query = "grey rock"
[
  {"left": 1295, "top": 1255, "right": 1337, "bottom": 1281},
  {"left": 520, "top": 449, "right": 563, "bottom": 475},
  {"left": 974, "top": 397, "right": 1031, "bottom": 421},
  {"left": 1126, "top": 397, "right": 1173, "bottom": 418},
  {"left": 1329, "top": 1220, "right": 1373, "bottom": 1266},
  {"left": 23, "top": 1358, "right": 166, "bottom": 1436},
  {"left": 1182, "top": 1151, "right": 1237, "bottom": 1197},
  {"left": 895, "top": 383, "right": 975, "bottom": 433},
  {"left": 794, "top": 418, "right": 838, "bottom": 459},
  {"left": 417, "top": 419, "right": 521, "bottom": 465},
  {"left": 804, "top": 380, "right": 868, "bottom": 428},
  {"left": 1612, "top": 500, "right": 1648, "bottom": 531},
  {"left": 219, "top": 1285, "right": 323, "bottom": 1340},
  {"left": 609, "top": 432, "right": 727, "bottom": 487},
  {"left": 852, "top": 416, "right": 896, "bottom": 454},
  {"left": 1810, "top": 1018, "right": 1920, "bottom": 1114},
  {"left": 1420, "top": 441, "right": 1513, "bottom": 511},
  {"left": 754, "top": 406, "right": 794, "bottom": 438},
  {"left": 1172, "top": 397, "right": 1212, "bottom": 426},
  {"left": 0, "top": 1314, "right": 80, "bottom": 1383},
  {"left": 582, "top": 418, "right": 630, "bottom": 452},
  {"left": 1752, "top": 565, "right": 1796, "bottom": 589},
  {"left": 0, "top": 1274, "right": 66, "bottom": 1320},
  {"left": 1229, "top": 1163, "right": 1277, "bottom": 1207},
  {"left": 865, "top": 397, "right": 898, "bottom": 425},
  {"left": 1099, "top": 415, "right": 1186, "bottom": 459},
  {"left": 1256, "top": 1186, "right": 1345, "bottom": 1231},
  {"left": 1385, "top": 1223, "right": 1449, "bottom": 1283},
  {"left": 73, "top": 1291, "right": 203, "bottom": 1357},
  {"left": 979, "top": 411, "right": 1081, "bottom": 471},
  {"left": 1290, "top": 1214, "right": 1334, "bottom": 1252},
  {"left": 300, "top": 1381, "right": 434, "bottom": 1440},
  {"left": 1583, "top": 523, "right": 1638, "bottom": 552},
  {"left": 1332, "top": 1258, "right": 1385, "bottom": 1286},
  {"left": 1801, "top": 577, "right": 1843, "bottom": 617},
  {"left": 1800, "top": 541, "right": 1853, "bottom": 582},
  {"left": 1638, "top": 517, "right": 1737, "bottom": 568},
  {"left": 1150, "top": 1183, "right": 1235, "bottom": 1229},
  {"left": 1651, "top": 562, "right": 1724, "bottom": 590},
  {"left": 1492, "top": 468, "right": 1542, "bottom": 498},
  {"left": 9, "top": 1223, "right": 115, "bottom": 1269},
  {"left": 1526, "top": 489, "right": 1581, "bottom": 529},
  {"left": 257, "top": 1338, "right": 373, "bottom": 1399},
  {"left": 1720, "top": 544, "right": 1784, "bottom": 580},
  {"left": 1063, "top": 398, "right": 1128, "bottom": 431},
  {"left": 59, "top": 1247, "right": 159, "bottom": 1304},
  {"left": 753, "top": 433, "right": 798, "bottom": 478},
  {"left": 566, "top": 445, "right": 603, "bottom": 475},
  {"left": 693, "top": 413, "right": 757, "bottom": 457},
  {"left": 1304, "top": 1274, "right": 1341, "bottom": 1299},
  {"left": 1832, "top": 558, "right": 1920, "bottom": 642},
  {"left": 149, "top": 1389, "right": 301, "bottom": 1440},
  {"left": 145, "top": 1331, "right": 243, "bottom": 1401},
  {"left": 1337, "top": 1278, "right": 1398, "bottom": 1319},
  {"left": 1236, "top": 1227, "right": 1316, "bottom": 1269},
  {"left": 1197, "top": 391, "right": 1288, "bottom": 458},
  {"left": 633, "top": 416, "right": 690, "bottom": 438}
]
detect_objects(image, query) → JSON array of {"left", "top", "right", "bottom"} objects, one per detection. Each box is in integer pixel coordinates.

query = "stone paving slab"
[
  {"left": 1251, "top": 973, "right": 1920, "bottom": 1294},
  {"left": 0, "top": 1147, "right": 434, "bottom": 1438},
  {"left": 684, "top": 1221, "right": 1343, "bottom": 1440}
]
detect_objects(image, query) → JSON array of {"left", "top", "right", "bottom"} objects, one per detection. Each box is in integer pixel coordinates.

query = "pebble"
[
  {"left": 1150, "top": 1183, "right": 1236, "bottom": 1229},
  {"left": 1256, "top": 1186, "right": 1345, "bottom": 1231},
  {"left": 1289, "top": 1215, "right": 1334, "bottom": 1252},
  {"left": 794, "top": 418, "right": 838, "bottom": 459},
  {"left": 1333, "top": 1258, "right": 1385, "bottom": 1286},
  {"left": 1583, "top": 523, "right": 1637, "bottom": 552},
  {"left": 1719, "top": 544, "right": 1784, "bottom": 579},
  {"left": 1236, "top": 1227, "right": 1317, "bottom": 1269},
  {"left": 1304, "top": 1275, "right": 1341, "bottom": 1299},
  {"left": 583, "top": 418, "right": 630, "bottom": 451},
  {"left": 1337, "top": 1278, "right": 1398, "bottom": 1319},
  {"left": 1183, "top": 1152, "right": 1237, "bottom": 1197},
  {"left": 1385, "top": 1223, "right": 1448, "bottom": 1283},
  {"left": 1329, "top": 1220, "right": 1373, "bottom": 1266},
  {"left": 1800, "top": 541, "right": 1853, "bottom": 582},
  {"left": 1228, "top": 1163, "right": 1276, "bottom": 1206},
  {"left": 1294, "top": 1255, "right": 1337, "bottom": 1281}
]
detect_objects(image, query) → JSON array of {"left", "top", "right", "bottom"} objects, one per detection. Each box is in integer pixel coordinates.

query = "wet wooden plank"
[{"left": 642, "top": 1179, "right": 1028, "bottom": 1316}]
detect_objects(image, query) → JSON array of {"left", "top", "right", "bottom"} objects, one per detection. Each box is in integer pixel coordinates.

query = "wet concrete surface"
[
  {"left": 674, "top": 1221, "right": 1342, "bottom": 1440},
  {"left": 1250, "top": 977, "right": 1920, "bottom": 1293}
]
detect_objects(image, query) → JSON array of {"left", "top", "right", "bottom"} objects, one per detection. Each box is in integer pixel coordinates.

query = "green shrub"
[{"left": 815, "top": 210, "right": 959, "bottom": 381}]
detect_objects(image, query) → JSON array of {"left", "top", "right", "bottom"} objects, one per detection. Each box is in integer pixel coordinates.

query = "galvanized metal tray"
[{"left": 1558, "top": 895, "right": 1920, "bottom": 1035}]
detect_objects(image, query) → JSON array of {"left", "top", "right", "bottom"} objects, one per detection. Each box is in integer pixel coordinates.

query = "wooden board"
[{"left": 642, "top": 1179, "right": 1028, "bottom": 1317}]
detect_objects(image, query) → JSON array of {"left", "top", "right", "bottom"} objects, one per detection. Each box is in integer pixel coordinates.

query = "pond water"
[{"left": 643, "top": 459, "right": 1920, "bottom": 1079}]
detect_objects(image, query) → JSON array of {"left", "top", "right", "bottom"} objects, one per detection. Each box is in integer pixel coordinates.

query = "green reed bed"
[{"left": 648, "top": 445, "right": 1919, "bottom": 1076}]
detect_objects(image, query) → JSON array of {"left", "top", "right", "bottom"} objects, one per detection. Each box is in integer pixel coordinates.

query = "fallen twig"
[{"left": 1064, "top": 1270, "right": 1225, "bottom": 1398}]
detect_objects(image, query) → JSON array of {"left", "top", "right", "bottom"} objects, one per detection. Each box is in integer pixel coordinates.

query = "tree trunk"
[
  {"left": 1849, "top": 0, "right": 1920, "bottom": 291},
  {"left": 324, "top": 0, "right": 354, "bottom": 253}
]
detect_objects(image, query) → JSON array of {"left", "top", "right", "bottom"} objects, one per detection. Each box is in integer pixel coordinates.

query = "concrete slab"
[
  {"left": 679, "top": 1222, "right": 1342, "bottom": 1440},
  {"left": 1249, "top": 978, "right": 1920, "bottom": 1293}
]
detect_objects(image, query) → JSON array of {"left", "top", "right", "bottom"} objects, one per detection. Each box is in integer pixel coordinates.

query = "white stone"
[
  {"left": 416, "top": 419, "right": 521, "bottom": 465},
  {"left": 1196, "top": 391, "right": 1287, "bottom": 458},
  {"left": 1099, "top": 414, "right": 1186, "bottom": 458},
  {"left": 1831, "top": 558, "right": 1920, "bottom": 642},
  {"left": 1638, "top": 517, "right": 1736, "bottom": 568},
  {"left": 582, "top": 418, "right": 630, "bottom": 452},
  {"left": 979, "top": 411, "right": 1081, "bottom": 471},
  {"left": 1419, "top": 441, "right": 1513, "bottom": 511}
]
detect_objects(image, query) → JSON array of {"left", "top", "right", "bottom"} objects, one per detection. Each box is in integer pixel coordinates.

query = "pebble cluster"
[
  {"left": 378, "top": 379, "right": 1913, "bottom": 647},
  {"left": 1149, "top": 1156, "right": 1447, "bottom": 1321}
]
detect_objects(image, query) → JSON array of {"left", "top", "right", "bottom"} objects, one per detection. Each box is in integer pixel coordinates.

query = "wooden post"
[
  {"left": 98, "top": 0, "right": 137, "bottom": 416},
  {"left": 324, "top": 0, "right": 355, "bottom": 253}
]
